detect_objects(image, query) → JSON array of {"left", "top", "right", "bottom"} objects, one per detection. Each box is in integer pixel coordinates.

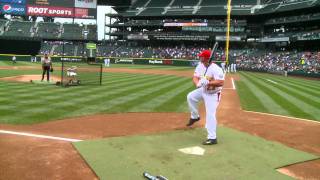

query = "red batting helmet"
[{"left": 198, "top": 50, "right": 211, "bottom": 60}]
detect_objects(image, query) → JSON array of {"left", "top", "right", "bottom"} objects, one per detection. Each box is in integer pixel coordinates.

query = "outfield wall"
[{"left": 0, "top": 54, "right": 318, "bottom": 78}]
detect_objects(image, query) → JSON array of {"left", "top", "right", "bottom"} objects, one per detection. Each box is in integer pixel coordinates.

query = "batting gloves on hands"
[{"left": 197, "top": 78, "right": 210, "bottom": 88}]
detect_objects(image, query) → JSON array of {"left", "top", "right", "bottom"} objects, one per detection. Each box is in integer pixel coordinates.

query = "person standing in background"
[
  {"left": 104, "top": 58, "right": 110, "bottom": 67},
  {"left": 41, "top": 53, "right": 53, "bottom": 82},
  {"left": 12, "top": 56, "right": 16, "bottom": 64},
  {"left": 230, "top": 53, "right": 237, "bottom": 73},
  {"left": 283, "top": 64, "right": 288, "bottom": 77}
]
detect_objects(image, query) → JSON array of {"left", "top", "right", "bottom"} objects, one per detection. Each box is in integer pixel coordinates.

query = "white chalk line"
[
  {"left": 0, "top": 130, "right": 83, "bottom": 142},
  {"left": 231, "top": 78, "right": 236, "bottom": 90},
  {"left": 266, "top": 79, "right": 278, "bottom": 84},
  {"left": 243, "top": 110, "right": 320, "bottom": 124}
]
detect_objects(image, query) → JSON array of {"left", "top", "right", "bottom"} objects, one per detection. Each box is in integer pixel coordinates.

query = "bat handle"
[{"left": 143, "top": 172, "right": 157, "bottom": 180}]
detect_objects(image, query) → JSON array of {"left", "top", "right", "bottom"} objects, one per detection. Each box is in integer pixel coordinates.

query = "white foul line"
[
  {"left": 231, "top": 78, "right": 236, "bottom": 90},
  {"left": 0, "top": 130, "right": 83, "bottom": 142},
  {"left": 266, "top": 79, "right": 278, "bottom": 84},
  {"left": 243, "top": 110, "right": 320, "bottom": 124}
]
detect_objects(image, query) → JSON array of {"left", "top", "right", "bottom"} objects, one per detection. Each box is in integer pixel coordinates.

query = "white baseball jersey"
[
  {"left": 194, "top": 63, "right": 225, "bottom": 94},
  {"left": 188, "top": 62, "right": 224, "bottom": 139}
]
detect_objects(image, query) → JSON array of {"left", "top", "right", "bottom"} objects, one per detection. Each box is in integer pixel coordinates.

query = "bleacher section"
[
  {"left": 139, "top": 8, "right": 165, "bottom": 16},
  {"left": 86, "top": 25, "right": 97, "bottom": 40},
  {"left": 3, "top": 21, "right": 33, "bottom": 38},
  {"left": 36, "top": 22, "right": 60, "bottom": 39},
  {"left": 132, "top": 0, "right": 149, "bottom": 8},
  {"left": 257, "top": 0, "right": 318, "bottom": 14},
  {"left": 61, "top": 24, "right": 84, "bottom": 40},
  {"left": 171, "top": 0, "right": 199, "bottom": 7},
  {"left": 276, "top": 0, "right": 316, "bottom": 12},
  {"left": 120, "top": 0, "right": 319, "bottom": 16},
  {"left": 0, "top": 20, "right": 97, "bottom": 41}
]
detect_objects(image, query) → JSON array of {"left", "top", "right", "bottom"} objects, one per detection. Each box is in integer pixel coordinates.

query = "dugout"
[{"left": 0, "top": 39, "right": 41, "bottom": 55}]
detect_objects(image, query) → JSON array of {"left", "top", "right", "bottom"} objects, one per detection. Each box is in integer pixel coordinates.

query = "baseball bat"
[
  {"left": 143, "top": 172, "right": 169, "bottom": 180},
  {"left": 204, "top": 42, "right": 219, "bottom": 76}
]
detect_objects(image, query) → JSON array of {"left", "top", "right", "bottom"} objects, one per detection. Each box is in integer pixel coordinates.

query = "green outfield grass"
[
  {"left": 106, "top": 64, "right": 194, "bottom": 71},
  {"left": 236, "top": 72, "right": 320, "bottom": 121},
  {"left": 74, "top": 127, "right": 317, "bottom": 180},
  {"left": 0, "top": 60, "right": 194, "bottom": 70},
  {"left": 0, "top": 63, "right": 194, "bottom": 124}
]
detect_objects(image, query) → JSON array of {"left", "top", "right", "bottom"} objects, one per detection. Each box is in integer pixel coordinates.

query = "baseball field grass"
[
  {"left": 0, "top": 62, "right": 194, "bottom": 124},
  {"left": 236, "top": 72, "right": 320, "bottom": 122},
  {"left": 74, "top": 127, "right": 317, "bottom": 180}
]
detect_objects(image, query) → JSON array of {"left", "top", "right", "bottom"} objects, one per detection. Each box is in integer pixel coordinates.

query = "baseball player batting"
[{"left": 186, "top": 42, "right": 225, "bottom": 145}]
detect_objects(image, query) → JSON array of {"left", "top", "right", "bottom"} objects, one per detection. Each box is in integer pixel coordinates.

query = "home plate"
[{"left": 178, "top": 146, "right": 205, "bottom": 156}]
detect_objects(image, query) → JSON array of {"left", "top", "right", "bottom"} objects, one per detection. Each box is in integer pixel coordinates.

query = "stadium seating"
[
  {"left": 86, "top": 25, "right": 97, "bottom": 40},
  {"left": 61, "top": 23, "right": 84, "bottom": 40},
  {"left": 171, "top": 0, "right": 199, "bottom": 7},
  {"left": 131, "top": 0, "right": 149, "bottom": 8},
  {"left": 276, "top": 0, "right": 315, "bottom": 12},
  {"left": 139, "top": 8, "right": 165, "bottom": 16},
  {"left": 196, "top": 7, "right": 227, "bottom": 15},
  {"left": 166, "top": 8, "right": 195, "bottom": 16},
  {"left": 0, "top": 19, "right": 7, "bottom": 35},
  {"left": 36, "top": 22, "right": 61, "bottom": 39},
  {"left": 3, "top": 21, "right": 33, "bottom": 38}
]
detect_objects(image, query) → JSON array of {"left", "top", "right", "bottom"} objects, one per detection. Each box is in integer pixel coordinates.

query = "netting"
[{"left": 60, "top": 59, "right": 102, "bottom": 86}]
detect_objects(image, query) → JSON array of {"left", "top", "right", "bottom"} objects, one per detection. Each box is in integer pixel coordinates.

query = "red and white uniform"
[{"left": 187, "top": 62, "right": 224, "bottom": 139}]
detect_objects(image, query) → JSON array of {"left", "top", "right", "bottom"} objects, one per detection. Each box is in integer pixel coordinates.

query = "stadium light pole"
[{"left": 225, "top": 0, "right": 232, "bottom": 66}]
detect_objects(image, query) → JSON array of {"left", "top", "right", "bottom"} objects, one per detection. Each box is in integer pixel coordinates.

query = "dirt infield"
[
  {"left": 0, "top": 74, "right": 61, "bottom": 83},
  {"left": 0, "top": 68, "right": 319, "bottom": 180}
]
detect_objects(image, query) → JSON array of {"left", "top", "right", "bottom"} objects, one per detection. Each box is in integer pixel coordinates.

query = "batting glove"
[{"left": 197, "top": 78, "right": 209, "bottom": 88}]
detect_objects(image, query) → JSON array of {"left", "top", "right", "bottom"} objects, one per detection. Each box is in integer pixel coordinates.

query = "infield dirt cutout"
[
  {"left": 0, "top": 74, "right": 61, "bottom": 83},
  {"left": 0, "top": 67, "right": 319, "bottom": 180}
]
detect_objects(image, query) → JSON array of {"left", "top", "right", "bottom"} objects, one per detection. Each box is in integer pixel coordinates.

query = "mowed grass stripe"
[
  {"left": 109, "top": 64, "right": 193, "bottom": 71},
  {"left": 235, "top": 77, "right": 268, "bottom": 112},
  {"left": 61, "top": 75, "right": 182, "bottom": 118},
  {"left": 130, "top": 81, "right": 193, "bottom": 112},
  {"left": 159, "top": 84, "right": 194, "bottom": 112},
  {"left": 107, "top": 78, "right": 191, "bottom": 112},
  {"left": 262, "top": 75, "right": 320, "bottom": 98},
  {"left": 252, "top": 73, "right": 320, "bottom": 109},
  {"left": 242, "top": 72, "right": 317, "bottom": 120},
  {"left": 66, "top": 76, "right": 185, "bottom": 117},
  {"left": 19, "top": 75, "right": 176, "bottom": 117},
  {"left": 15, "top": 75, "right": 180, "bottom": 123},
  {"left": 238, "top": 73, "right": 288, "bottom": 114},
  {"left": 281, "top": 77, "right": 320, "bottom": 91},
  {"left": 54, "top": 74, "right": 169, "bottom": 100},
  {"left": 3, "top": 74, "right": 176, "bottom": 122},
  {"left": 5, "top": 76, "right": 176, "bottom": 118},
  {"left": 251, "top": 72, "right": 320, "bottom": 90}
]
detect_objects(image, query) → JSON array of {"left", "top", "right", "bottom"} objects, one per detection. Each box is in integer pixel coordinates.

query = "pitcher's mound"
[{"left": 0, "top": 75, "right": 60, "bottom": 83}]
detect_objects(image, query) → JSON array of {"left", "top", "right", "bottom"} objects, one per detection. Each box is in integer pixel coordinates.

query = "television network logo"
[{"left": 1, "top": 4, "right": 25, "bottom": 14}]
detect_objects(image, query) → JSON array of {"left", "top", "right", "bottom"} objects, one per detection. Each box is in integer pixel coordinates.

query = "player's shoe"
[
  {"left": 186, "top": 117, "right": 200, "bottom": 126},
  {"left": 202, "top": 139, "right": 217, "bottom": 145}
]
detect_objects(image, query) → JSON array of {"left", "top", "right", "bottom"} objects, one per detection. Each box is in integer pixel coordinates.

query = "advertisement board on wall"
[
  {"left": 0, "top": 3, "right": 25, "bottom": 15},
  {"left": 27, "top": 5, "right": 74, "bottom": 17},
  {"left": 74, "top": 7, "right": 95, "bottom": 19},
  {"left": 74, "top": 0, "right": 96, "bottom": 9}
]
